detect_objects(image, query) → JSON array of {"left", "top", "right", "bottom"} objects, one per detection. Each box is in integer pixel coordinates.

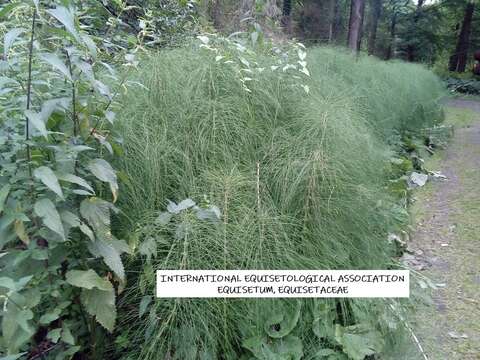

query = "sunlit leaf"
[
  {"left": 34, "top": 166, "right": 64, "bottom": 198},
  {"left": 34, "top": 198, "right": 65, "bottom": 240}
]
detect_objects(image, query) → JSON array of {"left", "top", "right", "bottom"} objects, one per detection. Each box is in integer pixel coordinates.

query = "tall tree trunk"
[
  {"left": 367, "top": 0, "right": 382, "bottom": 55},
  {"left": 406, "top": 0, "right": 424, "bottom": 61},
  {"left": 385, "top": 11, "right": 397, "bottom": 60},
  {"left": 329, "top": 0, "right": 340, "bottom": 43},
  {"left": 449, "top": 2, "right": 475, "bottom": 72},
  {"left": 347, "top": 0, "right": 366, "bottom": 53},
  {"left": 208, "top": 0, "right": 222, "bottom": 30},
  {"left": 281, "top": 0, "right": 293, "bottom": 33}
]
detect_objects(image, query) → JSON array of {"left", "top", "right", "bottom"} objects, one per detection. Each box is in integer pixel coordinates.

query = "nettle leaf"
[
  {"left": 34, "top": 166, "right": 64, "bottom": 199},
  {"left": 39, "top": 52, "right": 72, "bottom": 81},
  {"left": 3, "top": 28, "right": 25, "bottom": 56},
  {"left": 88, "top": 240, "right": 125, "bottom": 281},
  {"left": 65, "top": 269, "right": 112, "bottom": 291},
  {"left": 87, "top": 159, "right": 118, "bottom": 202},
  {"left": 34, "top": 198, "right": 65, "bottom": 241},
  {"left": 80, "top": 197, "right": 113, "bottom": 234},
  {"left": 25, "top": 110, "right": 48, "bottom": 139},
  {"left": 58, "top": 173, "right": 95, "bottom": 194},
  {"left": 81, "top": 287, "right": 116, "bottom": 332},
  {"left": 47, "top": 6, "right": 80, "bottom": 42},
  {"left": 166, "top": 198, "right": 195, "bottom": 214}
]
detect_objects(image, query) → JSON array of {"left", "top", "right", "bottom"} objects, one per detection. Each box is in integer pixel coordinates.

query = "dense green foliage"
[
  {"left": 113, "top": 43, "right": 444, "bottom": 359},
  {"left": 0, "top": 1, "right": 449, "bottom": 359}
]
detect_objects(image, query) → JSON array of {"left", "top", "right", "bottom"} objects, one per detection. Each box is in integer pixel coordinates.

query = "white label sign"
[{"left": 156, "top": 270, "right": 409, "bottom": 298}]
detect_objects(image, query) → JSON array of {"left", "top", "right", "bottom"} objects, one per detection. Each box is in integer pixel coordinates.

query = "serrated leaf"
[
  {"left": 57, "top": 173, "right": 94, "bottom": 194},
  {"left": 34, "top": 198, "right": 65, "bottom": 240},
  {"left": 4, "top": 28, "right": 24, "bottom": 56},
  {"left": 87, "top": 159, "right": 118, "bottom": 202},
  {"left": 39, "top": 52, "right": 72, "bottom": 81},
  {"left": 47, "top": 6, "right": 80, "bottom": 42},
  {"left": 25, "top": 110, "right": 48, "bottom": 138},
  {"left": 79, "top": 222, "right": 95, "bottom": 241},
  {"left": 80, "top": 197, "right": 113, "bottom": 234},
  {"left": 81, "top": 287, "right": 116, "bottom": 332},
  {"left": 155, "top": 212, "right": 172, "bottom": 225},
  {"left": 34, "top": 166, "right": 64, "bottom": 198},
  {"left": 139, "top": 237, "right": 157, "bottom": 262},
  {"left": 65, "top": 269, "right": 112, "bottom": 291},
  {"left": 88, "top": 240, "right": 125, "bottom": 281},
  {"left": 166, "top": 198, "right": 195, "bottom": 214}
]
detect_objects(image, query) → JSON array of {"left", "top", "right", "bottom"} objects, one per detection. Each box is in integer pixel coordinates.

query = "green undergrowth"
[{"left": 112, "top": 44, "right": 445, "bottom": 359}]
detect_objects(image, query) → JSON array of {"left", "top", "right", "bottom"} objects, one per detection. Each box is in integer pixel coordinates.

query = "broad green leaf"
[
  {"left": 3, "top": 28, "right": 24, "bottom": 56},
  {"left": 47, "top": 6, "right": 80, "bottom": 42},
  {"left": 58, "top": 173, "right": 94, "bottom": 194},
  {"left": 155, "top": 212, "right": 172, "bottom": 225},
  {"left": 79, "top": 222, "right": 95, "bottom": 241},
  {"left": 39, "top": 308, "right": 61, "bottom": 325},
  {"left": 61, "top": 323, "right": 75, "bottom": 345},
  {"left": 65, "top": 269, "right": 112, "bottom": 291},
  {"left": 80, "top": 197, "right": 112, "bottom": 234},
  {"left": 243, "top": 334, "right": 303, "bottom": 360},
  {"left": 39, "top": 52, "right": 72, "bottom": 81},
  {"left": 81, "top": 287, "right": 116, "bottom": 332},
  {"left": 0, "top": 184, "right": 11, "bottom": 213},
  {"left": 166, "top": 198, "right": 195, "bottom": 214},
  {"left": 139, "top": 237, "right": 157, "bottom": 262},
  {"left": 47, "top": 328, "right": 62, "bottom": 343},
  {"left": 87, "top": 159, "right": 118, "bottom": 202},
  {"left": 34, "top": 198, "right": 65, "bottom": 240},
  {"left": 264, "top": 300, "right": 301, "bottom": 338},
  {"left": 0, "top": 276, "right": 32, "bottom": 291},
  {"left": 34, "top": 166, "right": 64, "bottom": 199},
  {"left": 25, "top": 110, "right": 48, "bottom": 138},
  {"left": 88, "top": 240, "right": 125, "bottom": 281},
  {"left": 81, "top": 33, "right": 97, "bottom": 58}
]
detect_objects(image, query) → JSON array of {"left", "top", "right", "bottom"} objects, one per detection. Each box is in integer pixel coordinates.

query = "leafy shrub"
[{"left": 113, "top": 40, "right": 444, "bottom": 359}]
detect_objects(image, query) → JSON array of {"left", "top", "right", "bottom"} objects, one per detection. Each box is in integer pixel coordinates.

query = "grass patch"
[{"left": 113, "top": 45, "right": 445, "bottom": 359}]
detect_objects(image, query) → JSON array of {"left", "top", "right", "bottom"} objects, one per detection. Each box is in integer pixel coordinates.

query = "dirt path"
[{"left": 407, "top": 99, "right": 480, "bottom": 359}]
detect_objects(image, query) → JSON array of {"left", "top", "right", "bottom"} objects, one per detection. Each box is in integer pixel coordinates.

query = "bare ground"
[{"left": 407, "top": 99, "right": 480, "bottom": 359}]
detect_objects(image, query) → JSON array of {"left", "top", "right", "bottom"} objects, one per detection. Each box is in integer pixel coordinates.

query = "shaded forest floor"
[{"left": 407, "top": 99, "right": 480, "bottom": 359}]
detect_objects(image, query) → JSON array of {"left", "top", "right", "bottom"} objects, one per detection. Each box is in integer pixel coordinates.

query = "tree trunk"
[
  {"left": 385, "top": 11, "right": 397, "bottom": 60},
  {"left": 208, "top": 0, "right": 222, "bottom": 30},
  {"left": 406, "top": 0, "right": 424, "bottom": 61},
  {"left": 329, "top": 0, "right": 340, "bottom": 43},
  {"left": 449, "top": 2, "right": 475, "bottom": 72},
  {"left": 367, "top": 0, "right": 382, "bottom": 55},
  {"left": 281, "top": 0, "right": 293, "bottom": 33},
  {"left": 347, "top": 0, "right": 366, "bottom": 53}
]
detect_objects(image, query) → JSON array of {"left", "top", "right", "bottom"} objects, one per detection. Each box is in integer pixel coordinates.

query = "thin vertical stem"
[
  {"left": 25, "top": 7, "right": 37, "bottom": 178},
  {"left": 65, "top": 51, "right": 78, "bottom": 137}
]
